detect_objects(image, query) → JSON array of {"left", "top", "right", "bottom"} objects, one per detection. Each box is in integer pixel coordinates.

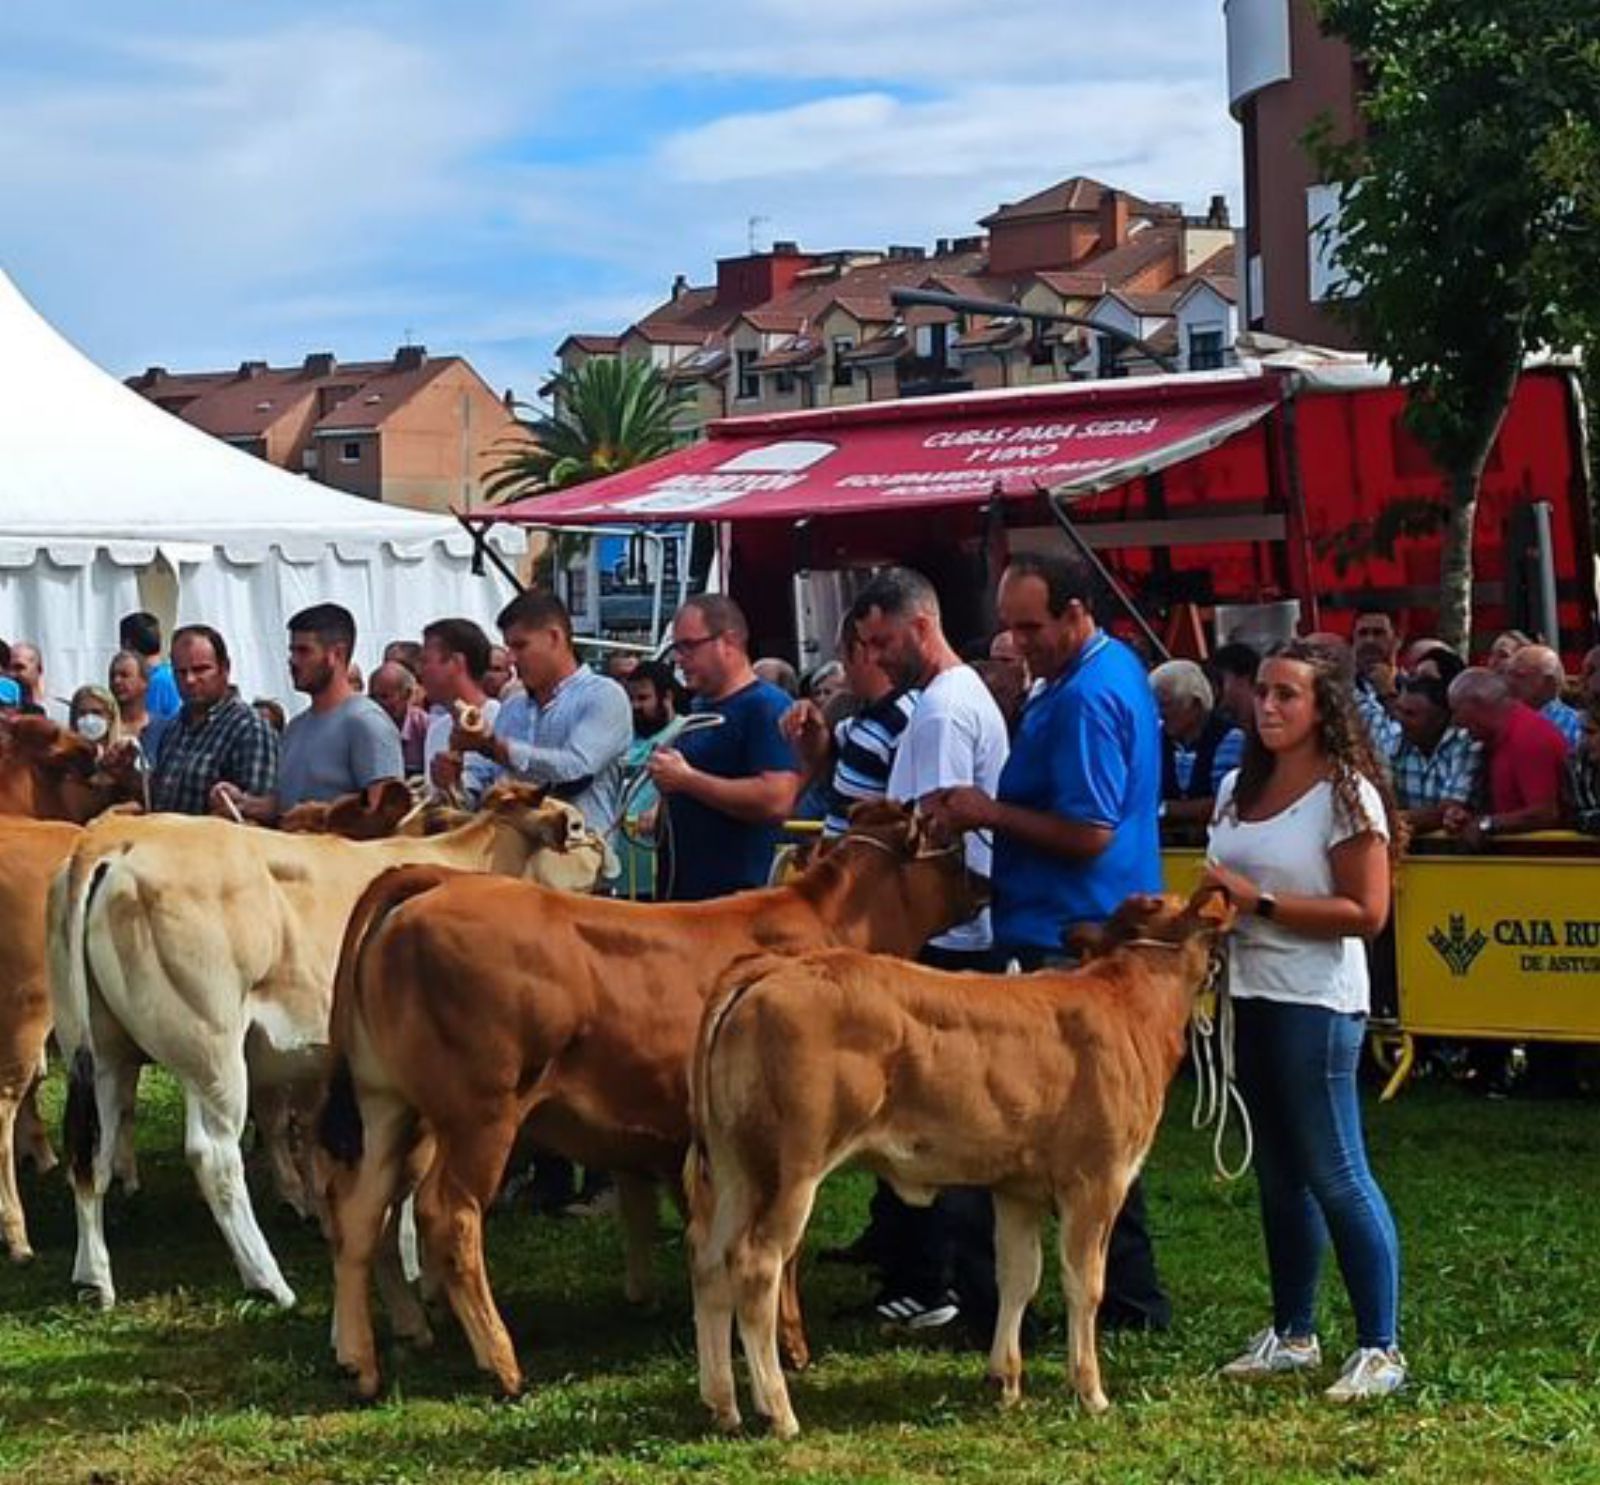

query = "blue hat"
[{"left": 0, "top": 677, "right": 20, "bottom": 707}]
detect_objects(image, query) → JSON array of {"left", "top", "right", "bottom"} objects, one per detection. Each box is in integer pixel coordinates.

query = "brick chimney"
[
  {"left": 302, "top": 352, "right": 336, "bottom": 377},
  {"left": 234, "top": 359, "right": 268, "bottom": 381},
  {"left": 671, "top": 273, "right": 689, "bottom": 300},
  {"left": 1098, "top": 190, "right": 1130, "bottom": 252},
  {"left": 130, "top": 366, "right": 167, "bottom": 389},
  {"left": 1207, "top": 194, "right": 1230, "bottom": 228},
  {"left": 393, "top": 345, "right": 427, "bottom": 372}
]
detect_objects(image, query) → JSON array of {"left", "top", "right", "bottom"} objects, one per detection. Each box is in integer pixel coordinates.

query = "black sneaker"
[{"left": 875, "top": 1290, "right": 960, "bottom": 1331}]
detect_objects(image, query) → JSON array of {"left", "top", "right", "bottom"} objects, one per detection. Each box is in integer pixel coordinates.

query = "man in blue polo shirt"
[
  {"left": 927, "top": 549, "right": 1170, "bottom": 1337},
  {"left": 648, "top": 594, "right": 800, "bottom": 900}
]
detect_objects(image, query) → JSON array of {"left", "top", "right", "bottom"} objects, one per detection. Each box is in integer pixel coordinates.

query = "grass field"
[{"left": 0, "top": 1070, "right": 1595, "bottom": 1484}]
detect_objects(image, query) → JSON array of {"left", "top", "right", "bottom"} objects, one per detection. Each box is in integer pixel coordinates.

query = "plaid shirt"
[
  {"left": 1571, "top": 754, "right": 1600, "bottom": 835},
  {"left": 149, "top": 694, "right": 279, "bottom": 815},
  {"left": 1367, "top": 705, "right": 1482, "bottom": 810}
]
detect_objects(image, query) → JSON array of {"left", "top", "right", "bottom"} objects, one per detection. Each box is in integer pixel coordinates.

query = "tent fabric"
[
  {"left": 0, "top": 270, "right": 521, "bottom": 702},
  {"left": 482, "top": 372, "right": 1280, "bottom": 528}
]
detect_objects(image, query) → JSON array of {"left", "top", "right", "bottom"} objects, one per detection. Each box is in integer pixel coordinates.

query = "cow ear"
[{"left": 1185, "top": 884, "right": 1237, "bottom": 931}]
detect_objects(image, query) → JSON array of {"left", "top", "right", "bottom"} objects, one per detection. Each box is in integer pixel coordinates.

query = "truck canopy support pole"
[{"left": 1041, "top": 490, "right": 1170, "bottom": 663}]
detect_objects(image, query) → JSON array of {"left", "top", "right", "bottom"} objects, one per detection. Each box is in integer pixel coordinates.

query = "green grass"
[{"left": 0, "top": 1072, "right": 1596, "bottom": 1483}]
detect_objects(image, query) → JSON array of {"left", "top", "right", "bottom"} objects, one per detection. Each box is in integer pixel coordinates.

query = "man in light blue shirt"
[
  {"left": 456, "top": 590, "right": 631, "bottom": 836},
  {"left": 1508, "top": 643, "right": 1583, "bottom": 751}
]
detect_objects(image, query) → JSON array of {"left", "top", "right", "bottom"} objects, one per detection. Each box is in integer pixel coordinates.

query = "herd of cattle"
[{"left": 0, "top": 712, "right": 1231, "bottom": 1438}]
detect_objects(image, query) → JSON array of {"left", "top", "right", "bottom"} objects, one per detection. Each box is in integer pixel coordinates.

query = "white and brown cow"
[{"left": 49, "top": 783, "right": 603, "bottom": 1310}]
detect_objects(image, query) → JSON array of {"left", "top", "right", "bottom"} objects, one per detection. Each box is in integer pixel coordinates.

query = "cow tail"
[
  {"left": 49, "top": 852, "right": 111, "bottom": 1188},
  {"left": 687, "top": 954, "right": 776, "bottom": 1200},
  {"left": 63, "top": 1049, "right": 100, "bottom": 1189},
  {"left": 319, "top": 864, "right": 456, "bottom": 1168}
]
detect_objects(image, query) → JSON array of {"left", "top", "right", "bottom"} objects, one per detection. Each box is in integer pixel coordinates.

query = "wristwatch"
[{"left": 1256, "top": 892, "right": 1278, "bottom": 921}]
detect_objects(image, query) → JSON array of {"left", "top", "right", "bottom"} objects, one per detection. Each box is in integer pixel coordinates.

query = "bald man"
[
  {"left": 368, "top": 660, "right": 430, "bottom": 776},
  {"left": 1506, "top": 644, "right": 1582, "bottom": 751}
]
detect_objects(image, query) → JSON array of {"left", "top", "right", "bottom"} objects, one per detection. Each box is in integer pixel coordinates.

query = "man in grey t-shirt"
[{"left": 217, "top": 603, "right": 402, "bottom": 821}]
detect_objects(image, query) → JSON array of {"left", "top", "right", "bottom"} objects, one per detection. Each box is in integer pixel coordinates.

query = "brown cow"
[
  {"left": 0, "top": 817, "right": 84, "bottom": 1259},
  {"left": 685, "top": 888, "right": 1235, "bottom": 1438},
  {"left": 0, "top": 717, "right": 127, "bottom": 822},
  {"left": 318, "top": 803, "right": 981, "bottom": 1400}
]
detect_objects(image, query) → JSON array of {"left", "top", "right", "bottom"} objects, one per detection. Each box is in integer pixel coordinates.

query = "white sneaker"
[
  {"left": 1220, "top": 1326, "right": 1322, "bottom": 1381},
  {"left": 1325, "top": 1347, "right": 1407, "bottom": 1402}
]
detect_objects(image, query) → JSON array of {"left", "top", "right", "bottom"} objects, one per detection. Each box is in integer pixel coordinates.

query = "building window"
[
  {"left": 1028, "top": 323, "right": 1054, "bottom": 367},
  {"left": 832, "top": 338, "right": 855, "bottom": 387},
  {"left": 775, "top": 369, "right": 796, "bottom": 395},
  {"left": 736, "top": 349, "right": 759, "bottom": 401},
  {"left": 1189, "top": 328, "right": 1226, "bottom": 371},
  {"left": 340, "top": 440, "right": 362, "bottom": 463},
  {"left": 1307, "top": 182, "right": 1353, "bottom": 302}
]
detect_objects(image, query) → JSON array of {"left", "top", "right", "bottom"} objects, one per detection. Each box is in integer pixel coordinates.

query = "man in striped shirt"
[{"left": 781, "top": 619, "right": 917, "bottom": 835}]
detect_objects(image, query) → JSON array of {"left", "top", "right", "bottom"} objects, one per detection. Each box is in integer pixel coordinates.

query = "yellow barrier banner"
[{"left": 1395, "top": 855, "right": 1600, "bottom": 1041}]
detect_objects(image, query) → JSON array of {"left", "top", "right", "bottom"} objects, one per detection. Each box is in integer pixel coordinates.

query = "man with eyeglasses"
[{"left": 646, "top": 594, "right": 800, "bottom": 901}]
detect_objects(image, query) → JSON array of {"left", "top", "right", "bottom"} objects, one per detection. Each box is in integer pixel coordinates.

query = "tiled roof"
[
  {"left": 1028, "top": 226, "right": 1182, "bottom": 303},
  {"left": 557, "top": 333, "right": 623, "bottom": 355},
  {"left": 751, "top": 336, "right": 824, "bottom": 372},
  {"left": 840, "top": 333, "right": 908, "bottom": 364},
  {"left": 980, "top": 176, "right": 1174, "bottom": 227},
  {"left": 630, "top": 286, "right": 731, "bottom": 345},
  {"left": 953, "top": 319, "right": 1028, "bottom": 351},
  {"left": 1113, "top": 289, "right": 1185, "bottom": 317},
  {"left": 135, "top": 353, "right": 471, "bottom": 438},
  {"left": 309, "top": 359, "right": 459, "bottom": 432}
]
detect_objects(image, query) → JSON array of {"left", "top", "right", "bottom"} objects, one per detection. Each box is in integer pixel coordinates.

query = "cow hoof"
[
  {"left": 8, "top": 1246, "right": 35, "bottom": 1266},
  {"left": 985, "top": 1373, "right": 1023, "bottom": 1408},
  {"left": 1078, "top": 1391, "right": 1111, "bottom": 1417},
  {"left": 76, "top": 1284, "right": 115, "bottom": 1311},
  {"left": 780, "top": 1343, "right": 811, "bottom": 1373},
  {"left": 708, "top": 1408, "right": 742, "bottom": 1435},
  {"left": 765, "top": 1415, "right": 801, "bottom": 1442}
]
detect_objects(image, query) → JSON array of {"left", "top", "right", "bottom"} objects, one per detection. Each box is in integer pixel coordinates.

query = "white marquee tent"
[{"left": 0, "top": 270, "right": 523, "bottom": 706}]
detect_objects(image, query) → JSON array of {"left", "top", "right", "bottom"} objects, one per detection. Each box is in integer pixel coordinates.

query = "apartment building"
[
  {"left": 556, "top": 175, "right": 1241, "bottom": 435},
  {"left": 129, "top": 346, "right": 527, "bottom": 513}
]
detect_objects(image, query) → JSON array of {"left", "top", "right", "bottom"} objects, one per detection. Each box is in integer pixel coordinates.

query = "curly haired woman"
[{"left": 1201, "top": 639, "right": 1408, "bottom": 1403}]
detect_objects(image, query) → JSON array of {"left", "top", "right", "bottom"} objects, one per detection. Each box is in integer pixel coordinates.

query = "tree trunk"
[{"left": 1438, "top": 469, "right": 1478, "bottom": 653}]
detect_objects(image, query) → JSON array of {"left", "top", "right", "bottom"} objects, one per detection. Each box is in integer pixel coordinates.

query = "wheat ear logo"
[{"left": 1428, "top": 914, "right": 1488, "bottom": 977}]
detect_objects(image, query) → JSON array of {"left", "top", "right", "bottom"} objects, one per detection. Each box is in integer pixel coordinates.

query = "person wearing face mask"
[{"left": 68, "top": 685, "right": 121, "bottom": 755}]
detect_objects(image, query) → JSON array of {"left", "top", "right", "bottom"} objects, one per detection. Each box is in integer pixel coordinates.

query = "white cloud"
[{"left": 0, "top": 1, "right": 1240, "bottom": 398}]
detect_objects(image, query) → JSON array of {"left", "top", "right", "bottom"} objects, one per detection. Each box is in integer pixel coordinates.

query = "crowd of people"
[{"left": 7, "top": 571, "right": 1600, "bottom": 1403}]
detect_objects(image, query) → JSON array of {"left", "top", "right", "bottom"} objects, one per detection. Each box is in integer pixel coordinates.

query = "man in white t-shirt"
[
  {"left": 854, "top": 569, "right": 1008, "bottom": 962},
  {"left": 846, "top": 567, "right": 1009, "bottom": 1334},
  {"left": 416, "top": 617, "right": 500, "bottom": 797}
]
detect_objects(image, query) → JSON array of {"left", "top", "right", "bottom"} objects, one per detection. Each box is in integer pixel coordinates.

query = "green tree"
[
  {"left": 486, "top": 356, "right": 690, "bottom": 500},
  {"left": 1310, "top": 0, "right": 1600, "bottom": 650}
]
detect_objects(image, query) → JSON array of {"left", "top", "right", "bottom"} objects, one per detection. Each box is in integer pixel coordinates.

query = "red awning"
[{"left": 480, "top": 372, "right": 1281, "bottom": 528}]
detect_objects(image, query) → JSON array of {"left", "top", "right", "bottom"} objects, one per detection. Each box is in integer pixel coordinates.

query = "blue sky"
[{"left": 0, "top": 2, "right": 1241, "bottom": 401}]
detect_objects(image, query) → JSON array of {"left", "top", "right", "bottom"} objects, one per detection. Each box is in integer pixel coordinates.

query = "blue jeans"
[{"left": 1233, "top": 998, "right": 1401, "bottom": 1349}]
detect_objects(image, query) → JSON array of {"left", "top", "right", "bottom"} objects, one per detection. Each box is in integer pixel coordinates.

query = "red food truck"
[{"left": 476, "top": 353, "right": 1594, "bottom": 669}]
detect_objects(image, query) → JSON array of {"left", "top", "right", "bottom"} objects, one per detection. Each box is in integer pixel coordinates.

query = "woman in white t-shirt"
[{"left": 1202, "top": 640, "right": 1408, "bottom": 1403}]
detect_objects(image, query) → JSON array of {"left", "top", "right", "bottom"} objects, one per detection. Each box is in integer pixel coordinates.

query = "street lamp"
[{"left": 888, "top": 287, "right": 1179, "bottom": 375}]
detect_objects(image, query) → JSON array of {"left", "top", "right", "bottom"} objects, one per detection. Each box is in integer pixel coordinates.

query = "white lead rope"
[{"left": 1188, "top": 947, "right": 1254, "bottom": 1182}]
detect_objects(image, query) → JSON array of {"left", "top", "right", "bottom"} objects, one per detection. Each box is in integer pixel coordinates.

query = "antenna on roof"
[{"left": 747, "top": 215, "right": 771, "bottom": 254}]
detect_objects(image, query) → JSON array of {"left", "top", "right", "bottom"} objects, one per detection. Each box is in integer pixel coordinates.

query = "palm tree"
[{"left": 485, "top": 356, "right": 691, "bottom": 502}]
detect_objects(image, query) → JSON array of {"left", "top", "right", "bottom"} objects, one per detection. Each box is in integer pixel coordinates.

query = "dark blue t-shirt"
[
  {"left": 992, "top": 632, "right": 1162, "bottom": 951},
  {"left": 665, "top": 678, "right": 797, "bottom": 901}
]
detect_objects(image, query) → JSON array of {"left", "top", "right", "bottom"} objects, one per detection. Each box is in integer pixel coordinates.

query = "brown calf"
[
  {"left": 686, "top": 887, "right": 1235, "bottom": 1438},
  {"left": 318, "top": 803, "right": 982, "bottom": 1400},
  {"left": 0, "top": 817, "right": 83, "bottom": 1259}
]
